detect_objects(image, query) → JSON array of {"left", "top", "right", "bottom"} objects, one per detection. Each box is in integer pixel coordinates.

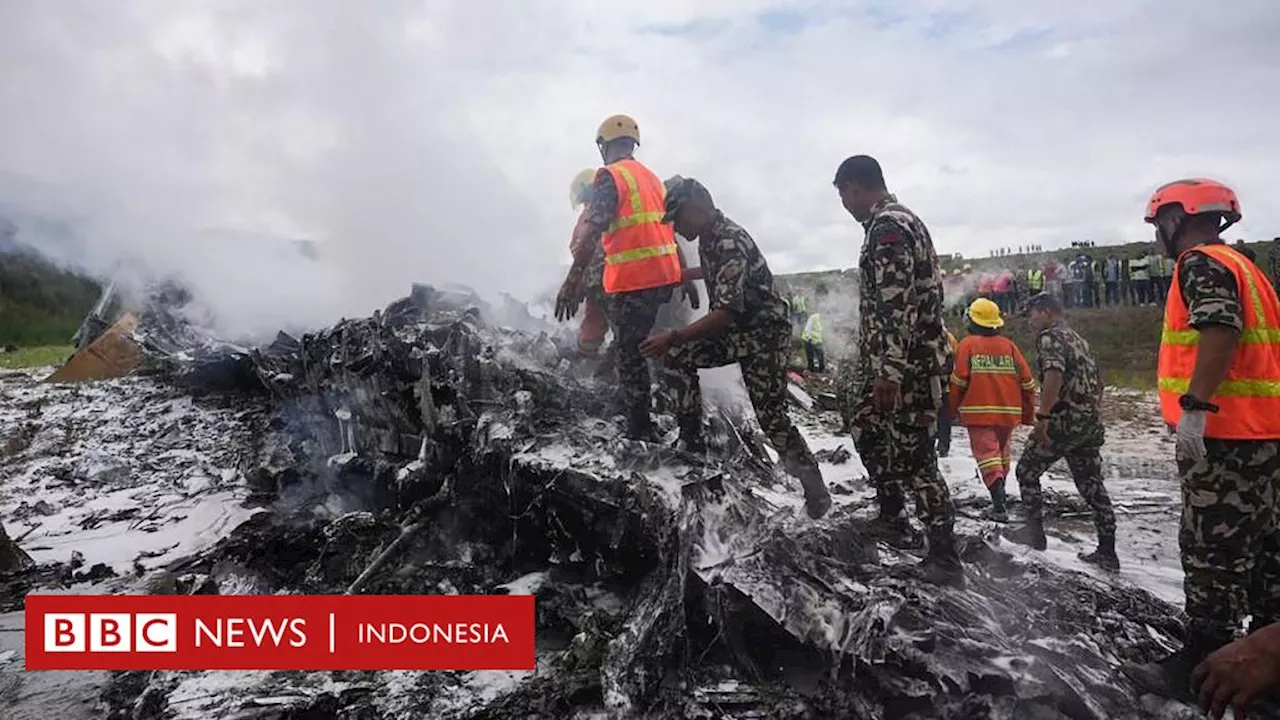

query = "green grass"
[{"left": 0, "top": 345, "right": 74, "bottom": 370}]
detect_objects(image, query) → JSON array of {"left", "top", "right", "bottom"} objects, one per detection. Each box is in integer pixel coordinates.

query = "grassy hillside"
[
  {"left": 949, "top": 306, "right": 1164, "bottom": 389},
  {"left": 0, "top": 250, "right": 101, "bottom": 347}
]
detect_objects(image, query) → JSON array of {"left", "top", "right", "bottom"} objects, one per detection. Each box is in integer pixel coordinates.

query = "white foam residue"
[
  {"left": 427, "top": 670, "right": 535, "bottom": 715},
  {"left": 496, "top": 571, "right": 548, "bottom": 595}
]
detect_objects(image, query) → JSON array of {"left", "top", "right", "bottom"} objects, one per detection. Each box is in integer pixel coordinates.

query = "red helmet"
[{"left": 1144, "top": 178, "right": 1242, "bottom": 224}]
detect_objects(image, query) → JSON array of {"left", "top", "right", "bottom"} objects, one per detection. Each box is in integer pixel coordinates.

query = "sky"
[{"left": 2, "top": 0, "right": 1279, "bottom": 338}]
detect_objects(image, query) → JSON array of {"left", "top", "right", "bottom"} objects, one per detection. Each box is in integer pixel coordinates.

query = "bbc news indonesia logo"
[{"left": 26, "top": 594, "right": 534, "bottom": 671}]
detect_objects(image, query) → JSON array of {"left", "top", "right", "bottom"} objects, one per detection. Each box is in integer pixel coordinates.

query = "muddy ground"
[{"left": 0, "top": 298, "right": 1204, "bottom": 720}]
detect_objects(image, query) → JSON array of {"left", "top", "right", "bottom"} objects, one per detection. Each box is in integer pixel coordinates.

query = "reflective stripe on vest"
[
  {"left": 1157, "top": 244, "right": 1280, "bottom": 439},
  {"left": 600, "top": 160, "right": 682, "bottom": 294}
]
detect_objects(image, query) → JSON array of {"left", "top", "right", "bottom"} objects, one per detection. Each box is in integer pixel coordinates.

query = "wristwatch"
[{"left": 1178, "top": 394, "right": 1220, "bottom": 414}]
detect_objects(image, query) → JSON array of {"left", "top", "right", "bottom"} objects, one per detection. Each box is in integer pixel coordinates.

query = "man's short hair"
[
  {"left": 833, "top": 155, "right": 886, "bottom": 191},
  {"left": 1026, "top": 292, "right": 1063, "bottom": 314}
]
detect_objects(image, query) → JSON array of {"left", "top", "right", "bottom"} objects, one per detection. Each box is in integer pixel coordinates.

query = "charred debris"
[{"left": 20, "top": 283, "right": 1192, "bottom": 718}]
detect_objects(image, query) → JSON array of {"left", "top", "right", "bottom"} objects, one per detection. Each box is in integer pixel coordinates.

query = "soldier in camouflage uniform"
[
  {"left": 555, "top": 116, "right": 698, "bottom": 439},
  {"left": 1126, "top": 179, "right": 1280, "bottom": 702},
  {"left": 1004, "top": 292, "right": 1118, "bottom": 571},
  {"left": 833, "top": 155, "right": 963, "bottom": 586},
  {"left": 641, "top": 177, "right": 832, "bottom": 519}
]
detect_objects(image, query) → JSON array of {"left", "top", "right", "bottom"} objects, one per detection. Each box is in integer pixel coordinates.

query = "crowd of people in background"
[
  {"left": 947, "top": 238, "right": 1280, "bottom": 318},
  {"left": 989, "top": 245, "right": 1043, "bottom": 257}
]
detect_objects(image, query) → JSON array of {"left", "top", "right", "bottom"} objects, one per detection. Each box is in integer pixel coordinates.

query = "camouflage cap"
[
  {"left": 662, "top": 176, "right": 713, "bottom": 224},
  {"left": 1026, "top": 291, "right": 1062, "bottom": 314}
]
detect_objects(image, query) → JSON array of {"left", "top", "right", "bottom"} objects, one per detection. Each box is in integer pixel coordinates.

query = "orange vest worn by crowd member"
[
  {"left": 600, "top": 159, "right": 682, "bottom": 295},
  {"left": 949, "top": 334, "right": 1037, "bottom": 427},
  {"left": 1158, "top": 243, "right": 1280, "bottom": 439}
]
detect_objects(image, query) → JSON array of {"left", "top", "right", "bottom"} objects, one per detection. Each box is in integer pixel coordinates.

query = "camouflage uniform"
[
  {"left": 572, "top": 168, "right": 677, "bottom": 422},
  {"left": 1173, "top": 248, "right": 1280, "bottom": 642},
  {"left": 1269, "top": 240, "right": 1280, "bottom": 297},
  {"left": 662, "top": 213, "right": 816, "bottom": 475},
  {"left": 850, "top": 195, "right": 956, "bottom": 536},
  {"left": 1014, "top": 322, "right": 1116, "bottom": 540}
]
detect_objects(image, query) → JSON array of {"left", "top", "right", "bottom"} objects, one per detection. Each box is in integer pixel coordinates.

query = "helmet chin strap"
[
  {"left": 1159, "top": 221, "right": 1183, "bottom": 260},
  {"left": 1160, "top": 212, "right": 1237, "bottom": 259}
]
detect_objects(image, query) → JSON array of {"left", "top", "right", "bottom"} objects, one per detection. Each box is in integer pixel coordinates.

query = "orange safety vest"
[
  {"left": 948, "top": 334, "right": 1037, "bottom": 427},
  {"left": 1158, "top": 243, "right": 1280, "bottom": 439},
  {"left": 600, "top": 159, "right": 682, "bottom": 295}
]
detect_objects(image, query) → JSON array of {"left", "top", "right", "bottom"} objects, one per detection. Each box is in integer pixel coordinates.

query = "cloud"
[{"left": 1, "top": 0, "right": 1278, "bottom": 338}]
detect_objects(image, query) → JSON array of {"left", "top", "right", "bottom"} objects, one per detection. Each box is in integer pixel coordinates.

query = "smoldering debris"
[{"left": 4, "top": 283, "right": 1196, "bottom": 718}]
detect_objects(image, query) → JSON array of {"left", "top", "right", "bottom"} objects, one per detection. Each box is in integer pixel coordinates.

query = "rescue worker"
[
  {"left": 568, "top": 168, "right": 611, "bottom": 358},
  {"left": 833, "top": 154, "right": 963, "bottom": 586},
  {"left": 937, "top": 328, "right": 958, "bottom": 458},
  {"left": 948, "top": 299, "right": 1036, "bottom": 521},
  {"left": 555, "top": 115, "right": 698, "bottom": 440},
  {"left": 641, "top": 176, "right": 832, "bottom": 519},
  {"left": 1027, "top": 265, "right": 1045, "bottom": 296},
  {"left": 1104, "top": 254, "right": 1121, "bottom": 306},
  {"left": 994, "top": 269, "right": 1014, "bottom": 315},
  {"left": 791, "top": 293, "right": 809, "bottom": 326},
  {"left": 1005, "top": 292, "right": 1118, "bottom": 570},
  {"left": 1149, "top": 247, "right": 1170, "bottom": 303},
  {"left": 801, "top": 311, "right": 825, "bottom": 373},
  {"left": 977, "top": 271, "right": 995, "bottom": 301},
  {"left": 1125, "top": 178, "right": 1280, "bottom": 699},
  {"left": 1130, "top": 252, "right": 1151, "bottom": 305},
  {"left": 1269, "top": 237, "right": 1280, "bottom": 297}
]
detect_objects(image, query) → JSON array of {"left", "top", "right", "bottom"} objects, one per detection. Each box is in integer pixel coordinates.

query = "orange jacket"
[
  {"left": 949, "top": 334, "right": 1036, "bottom": 427},
  {"left": 600, "top": 159, "right": 682, "bottom": 295},
  {"left": 1158, "top": 243, "right": 1280, "bottom": 439}
]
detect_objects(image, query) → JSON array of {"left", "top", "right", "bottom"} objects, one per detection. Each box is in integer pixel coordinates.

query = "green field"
[{"left": 0, "top": 345, "right": 74, "bottom": 370}]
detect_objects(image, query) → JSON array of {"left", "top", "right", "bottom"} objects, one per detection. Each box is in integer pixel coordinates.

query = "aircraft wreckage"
[{"left": 5, "top": 283, "right": 1204, "bottom": 719}]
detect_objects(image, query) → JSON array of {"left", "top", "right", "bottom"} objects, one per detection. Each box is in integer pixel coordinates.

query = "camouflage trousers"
[
  {"left": 834, "top": 358, "right": 858, "bottom": 430},
  {"left": 605, "top": 285, "right": 674, "bottom": 418},
  {"left": 1178, "top": 439, "right": 1280, "bottom": 640},
  {"left": 1015, "top": 415, "right": 1116, "bottom": 539},
  {"left": 850, "top": 416, "right": 956, "bottom": 534},
  {"left": 662, "top": 328, "right": 818, "bottom": 474}
]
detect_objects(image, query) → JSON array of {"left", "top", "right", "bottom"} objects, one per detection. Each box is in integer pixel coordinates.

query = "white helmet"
[{"left": 570, "top": 168, "right": 597, "bottom": 210}]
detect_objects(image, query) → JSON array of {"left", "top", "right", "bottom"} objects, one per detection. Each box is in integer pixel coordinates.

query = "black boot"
[
  {"left": 798, "top": 466, "right": 832, "bottom": 519},
  {"left": 1079, "top": 534, "right": 1120, "bottom": 571},
  {"left": 1004, "top": 517, "right": 1047, "bottom": 551},
  {"left": 922, "top": 527, "right": 966, "bottom": 588},
  {"left": 675, "top": 415, "right": 706, "bottom": 454},
  {"left": 988, "top": 479, "right": 1009, "bottom": 522},
  {"left": 1123, "top": 631, "right": 1233, "bottom": 702},
  {"left": 785, "top": 458, "right": 832, "bottom": 519}
]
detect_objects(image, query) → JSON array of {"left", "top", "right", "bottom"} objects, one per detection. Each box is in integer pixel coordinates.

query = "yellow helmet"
[
  {"left": 967, "top": 298, "right": 1004, "bottom": 329},
  {"left": 570, "top": 168, "right": 597, "bottom": 210},
  {"left": 597, "top": 114, "right": 640, "bottom": 145}
]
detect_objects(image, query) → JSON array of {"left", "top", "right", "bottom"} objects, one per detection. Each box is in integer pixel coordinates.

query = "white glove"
[{"left": 1176, "top": 409, "right": 1208, "bottom": 463}]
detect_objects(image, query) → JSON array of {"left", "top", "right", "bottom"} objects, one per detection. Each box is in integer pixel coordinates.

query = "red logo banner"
[{"left": 25, "top": 594, "right": 535, "bottom": 671}]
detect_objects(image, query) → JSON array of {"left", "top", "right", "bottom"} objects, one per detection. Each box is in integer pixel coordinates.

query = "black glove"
[{"left": 555, "top": 278, "right": 583, "bottom": 321}]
